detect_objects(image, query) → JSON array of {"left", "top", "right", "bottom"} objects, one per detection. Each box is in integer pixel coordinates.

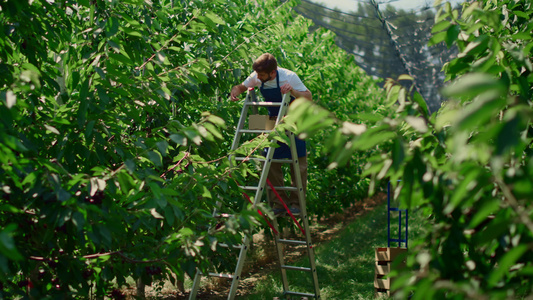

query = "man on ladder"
[
  {"left": 230, "top": 53, "right": 312, "bottom": 216},
  {"left": 188, "top": 53, "right": 319, "bottom": 299}
]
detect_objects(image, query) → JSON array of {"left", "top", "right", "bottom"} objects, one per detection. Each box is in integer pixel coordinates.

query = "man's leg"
[
  {"left": 288, "top": 156, "right": 307, "bottom": 208},
  {"left": 267, "top": 162, "right": 289, "bottom": 210}
]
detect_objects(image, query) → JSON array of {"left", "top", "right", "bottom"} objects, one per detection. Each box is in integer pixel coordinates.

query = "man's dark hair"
[{"left": 253, "top": 53, "right": 277, "bottom": 73}]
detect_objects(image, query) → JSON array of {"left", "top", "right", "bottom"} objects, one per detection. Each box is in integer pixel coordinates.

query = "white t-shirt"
[{"left": 242, "top": 67, "right": 308, "bottom": 92}]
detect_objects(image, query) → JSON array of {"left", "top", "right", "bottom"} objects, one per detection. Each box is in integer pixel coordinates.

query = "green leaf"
[
  {"left": 468, "top": 198, "right": 500, "bottom": 229},
  {"left": 233, "top": 68, "right": 242, "bottom": 80},
  {"left": 147, "top": 150, "right": 163, "bottom": 167},
  {"left": 78, "top": 0, "right": 90, "bottom": 7},
  {"left": 202, "top": 186, "right": 212, "bottom": 199},
  {"left": 432, "top": 20, "right": 451, "bottom": 33},
  {"left": 183, "top": 130, "right": 202, "bottom": 145},
  {"left": 71, "top": 211, "right": 85, "bottom": 231},
  {"left": 125, "top": 159, "right": 136, "bottom": 173},
  {"left": 169, "top": 134, "right": 187, "bottom": 146},
  {"left": 412, "top": 91, "right": 429, "bottom": 117},
  {"left": 459, "top": 35, "right": 489, "bottom": 58},
  {"left": 386, "top": 85, "right": 401, "bottom": 107},
  {"left": 190, "top": 68, "right": 208, "bottom": 83},
  {"left": 473, "top": 213, "right": 510, "bottom": 246},
  {"left": 444, "top": 166, "right": 480, "bottom": 214},
  {"left": 203, "top": 122, "right": 223, "bottom": 139},
  {"left": 397, "top": 74, "right": 414, "bottom": 81},
  {"left": 351, "top": 112, "right": 384, "bottom": 123},
  {"left": 198, "top": 15, "right": 216, "bottom": 29},
  {"left": 122, "top": 27, "right": 143, "bottom": 37},
  {"left": 56, "top": 189, "right": 71, "bottom": 202},
  {"left": 353, "top": 130, "right": 396, "bottom": 151},
  {"left": 206, "top": 114, "right": 225, "bottom": 127},
  {"left": 462, "top": 1, "right": 479, "bottom": 18},
  {"left": 488, "top": 245, "right": 529, "bottom": 287},
  {"left": 456, "top": 94, "right": 506, "bottom": 130},
  {"left": 494, "top": 113, "right": 520, "bottom": 156},
  {"left": 511, "top": 32, "right": 531, "bottom": 41},
  {"left": 164, "top": 205, "right": 175, "bottom": 226},
  {"left": 0, "top": 224, "right": 23, "bottom": 260},
  {"left": 441, "top": 73, "right": 506, "bottom": 99},
  {"left": 108, "top": 53, "right": 133, "bottom": 65},
  {"left": 85, "top": 120, "right": 95, "bottom": 139},
  {"left": 105, "top": 17, "right": 119, "bottom": 37},
  {"left": 428, "top": 31, "right": 447, "bottom": 46},
  {"left": 2, "top": 134, "right": 28, "bottom": 152},
  {"left": 156, "top": 141, "right": 169, "bottom": 156},
  {"left": 44, "top": 124, "right": 59, "bottom": 134},
  {"left": 96, "top": 224, "right": 112, "bottom": 247},
  {"left": 204, "top": 11, "right": 225, "bottom": 25},
  {"left": 116, "top": 171, "right": 135, "bottom": 192},
  {"left": 513, "top": 10, "right": 529, "bottom": 19},
  {"left": 0, "top": 205, "right": 21, "bottom": 214},
  {"left": 122, "top": 0, "right": 144, "bottom": 4},
  {"left": 446, "top": 25, "right": 460, "bottom": 47}
]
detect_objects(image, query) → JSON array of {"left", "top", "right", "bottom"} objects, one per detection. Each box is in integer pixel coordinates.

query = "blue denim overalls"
[{"left": 260, "top": 70, "right": 306, "bottom": 159}]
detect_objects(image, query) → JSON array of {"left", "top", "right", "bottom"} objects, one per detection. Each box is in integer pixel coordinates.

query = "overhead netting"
[{"left": 294, "top": 0, "right": 462, "bottom": 113}]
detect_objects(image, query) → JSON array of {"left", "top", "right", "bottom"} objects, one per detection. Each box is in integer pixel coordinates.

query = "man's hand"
[
  {"left": 280, "top": 83, "right": 293, "bottom": 95},
  {"left": 230, "top": 84, "right": 247, "bottom": 101}
]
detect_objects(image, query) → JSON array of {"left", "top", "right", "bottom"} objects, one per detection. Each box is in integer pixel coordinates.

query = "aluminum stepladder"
[{"left": 188, "top": 88, "right": 320, "bottom": 299}]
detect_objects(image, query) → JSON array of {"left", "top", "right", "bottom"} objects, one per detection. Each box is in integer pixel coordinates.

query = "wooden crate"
[
  {"left": 375, "top": 288, "right": 390, "bottom": 297},
  {"left": 375, "top": 260, "right": 391, "bottom": 275},
  {"left": 375, "top": 247, "right": 407, "bottom": 262},
  {"left": 375, "top": 259, "right": 406, "bottom": 276},
  {"left": 374, "top": 273, "right": 392, "bottom": 289},
  {"left": 374, "top": 247, "right": 407, "bottom": 296},
  {"left": 249, "top": 114, "right": 275, "bottom": 130}
]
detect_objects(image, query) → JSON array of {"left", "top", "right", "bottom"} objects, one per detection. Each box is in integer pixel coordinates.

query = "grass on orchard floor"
[
  {"left": 243, "top": 202, "right": 428, "bottom": 300},
  {"left": 124, "top": 201, "right": 428, "bottom": 299}
]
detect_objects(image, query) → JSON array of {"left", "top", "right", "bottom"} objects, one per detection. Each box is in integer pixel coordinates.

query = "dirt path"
[{"left": 125, "top": 193, "right": 386, "bottom": 299}]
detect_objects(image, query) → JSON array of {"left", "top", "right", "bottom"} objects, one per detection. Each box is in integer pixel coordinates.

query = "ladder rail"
[
  {"left": 228, "top": 93, "right": 291, "bottom": 298},
  {"left": 288, "top": 130, "right": 321, "bottom": 298},
  {"left": 228, "top": 88, "right": 257, "bottom": 153},
  {"left": 227, "top": 235, "right": 251, "bottom": 299},
  {"left": 270, "top": 98, "right": 320, "bottom": 298},
  {"left": 190, "top": 90, "right": 259, "bottom": 300}
]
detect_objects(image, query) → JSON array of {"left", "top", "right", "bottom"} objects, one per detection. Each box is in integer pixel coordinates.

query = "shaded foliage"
[
  {"left": 288, "top": 0, "right": 533, "bottom": 298},
  {"left": 0, "top": 0, "right": 385, "bottom": 297}
]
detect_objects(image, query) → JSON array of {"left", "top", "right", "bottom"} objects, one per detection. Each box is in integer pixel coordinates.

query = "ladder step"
[
  {"left": 271, "top": 158, "right": 293, "bottom": 163},
  {"left": 235, "top": 157, "right": 266, "bottom": 162},
  {"left": 239, "top": 129, "right": 273, "bottom": 134},
  {"left": 277, "top": 239, "right": 307, "bottom": 245},
  {"left": 284, "top": 291, "right": 316, "bottom": 298},
  {"left": 238, "top": 185, "right": 261, "bottom": 191},
  {"left": 244, "top": 101, "right": 282, "bottom": 107},
  {"left": 218, "top": 243, "right": 244, "bottom": 249},
  {"left": 269, "top": 186, "right": 298, "bottom": 191},
  {"left": 281, "top": 265, "right": 312, "bottom": 272},
  {"left": 233, "top": 157, "right": 294, "bottom": 164},
  {"left": 238, "top": 185, "right": 297, "bottom": 192},
  {"left": 208, "top": 272, "right": 234, "bottom": 279}
]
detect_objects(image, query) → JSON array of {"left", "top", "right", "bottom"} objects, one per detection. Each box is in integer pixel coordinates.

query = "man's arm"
[
  {"left": 291, "top": 88, "right": 312, "bottom": 101},
  {"left": 230, "top": 84, "right": 247, "bottom": 101},
  {"left": 280, "top": 84, "right": 312, "bottom": 101}
]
